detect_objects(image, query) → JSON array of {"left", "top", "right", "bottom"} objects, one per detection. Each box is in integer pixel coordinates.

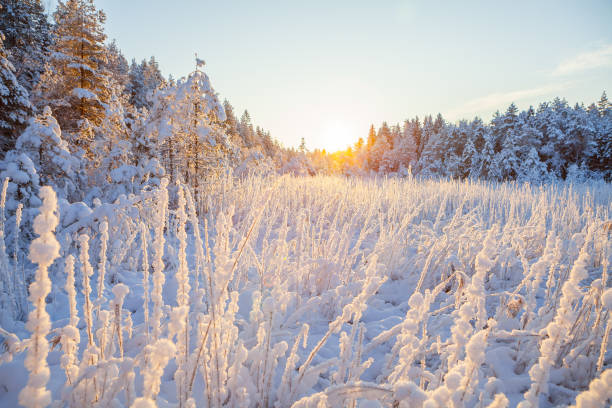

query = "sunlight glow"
[{"left": 317, "top": 120, "right": 358, "bottom": 152}]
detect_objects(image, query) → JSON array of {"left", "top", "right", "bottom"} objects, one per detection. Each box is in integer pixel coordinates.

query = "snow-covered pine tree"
[
  {"left": 417, "top": 124, "right": 447, "bottom": 177},
  {"left": 0, "top": 20, "right": 32, "bottom": 156},
  {"left": 14, "top": 106, "right": 78, "bottom": 200},
  {"left": 478, "top": 129, "right": 497, "bottom": 180},
  {"left": 352, "top": 136, "right": 366, "bottom": 171},
  {"left": 143, "top": 56, "right": 165, "bottom": 94},
  {"left": 518, "top": 146, "right": 549, "bottom": 183},
  {"left": 239, "top": 110, "right": 257, "bottom": 148},
  {"left": 513, "top": 108, "right": 549, "bottom": 181},
  {"left": 541, "top": 98, "right": 573, "bottom": 178},
  {"left": 32, "top": 0, "right": 110, "bottom": 147},
  {"left": 597, "top": 90, "right": 609, "bottom": 113},
  {"left": 444, "top": 120, "right": 471, "bottom": 178},
  {"left": 560, "top": 103, "right": 595, "bottom": 171},
  {"left": 102, "top": 39, "right": 129, "bottom": 88},
  {"left": 465, "top": 117, "right": 487, "bottom": 178},
  {"left": 126, "top": 58, "right": 146, "bottom": 109},
  {"left": 125, "top": 56, "right": 166, "bottom": 110},
  {"left": 419, "top": 115, "right": 435, "bottom": 159},
  {"left": 589, "top": 91, "right": 612, "bottom": 180},
  {"left": 444, "top": 130, "right": 459, "bottom": 177},
  {"left": 382, "top": 120, "right": 417, "bottom": 173},
  {"left": 369, "top": 122, "right": 391, "bottom": 171},
  {"left": 488, "top": 104, "right": 521, "bottom": 180},
  {"left": 409, "top": 117, "right": 422, "bottom": 160},
  {"left": 223, "top": 99, "right": 243, "bottom": 148},
  {"left": 379, "top": 123, "right": 400, "bottom": 172},
  {"left": 364, "top": 124, "right": 376, "bottom": 169},
  {"left": 260, "top": 129, "right": 277, "bottom": 158},
  {"left": 460, "top": 133, "right": 477, "bottom": 179},
  {"left": 0, "top": 0, "right": 52, "bottom": 93},
  {"left": 144, "top": 63, "right": 231, "bottom": 190}
]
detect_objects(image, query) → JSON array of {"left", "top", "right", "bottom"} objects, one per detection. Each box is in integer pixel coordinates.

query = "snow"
[
  {"left": 0, "top": 176, "right": 608, "bottom": 407},
  {"left": 602, "top": 288, "right": 612, "bottom": 310},
  {"left": 572, "top": 369, "right": 612, "bottom": 408},
  {"left": 71, "top": 87, "right": 99, "bottom": 101},
  {"left": 110, "top": 164, "right": 139, "bottom": 183},
  {"left": 27, "top": 186, "right": 59, "bottom": 267},
  {"left": 59, "top": 201, "right": 92, "bottom": 228},
  {"left": 18, "top": 186, "right": 59, "bottom": 408}
]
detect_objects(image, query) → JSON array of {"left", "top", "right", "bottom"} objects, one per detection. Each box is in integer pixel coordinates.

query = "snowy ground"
[{"left": 0, "top": 175, "right": 611, "bottom": 407}]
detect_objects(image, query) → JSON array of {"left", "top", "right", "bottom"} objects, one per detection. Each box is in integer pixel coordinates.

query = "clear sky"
[{"left": 47, "top": 0, "right": 612, "bottom": 151}]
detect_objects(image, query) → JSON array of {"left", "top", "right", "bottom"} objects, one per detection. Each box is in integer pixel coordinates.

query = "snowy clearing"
[{"left": 0, "top": 175, "right": 610, "bottom": 407}]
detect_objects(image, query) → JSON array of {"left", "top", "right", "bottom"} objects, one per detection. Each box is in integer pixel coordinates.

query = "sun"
[{"left": 318, "top": 120, "right": 357, "bottom": 152}]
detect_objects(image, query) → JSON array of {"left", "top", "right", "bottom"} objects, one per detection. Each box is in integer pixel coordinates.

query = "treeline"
[{"left": 327, "top": 95, "right": 611, "bottom": 181}]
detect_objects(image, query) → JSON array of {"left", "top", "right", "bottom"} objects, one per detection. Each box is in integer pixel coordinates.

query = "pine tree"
[
  {"left": 597, "top": 90, "right": 609, "bottom": 114},
  {"left": 442, "top": 124, "right": 464, "bottom": 178},
  {"left": 589, "top": 91, "right": 612, "bottom": 179},
  {"left": 0, "top": 0, "right": 52, "bottom": 92},
  {"left": 125, "top": 57, "right": 166, "bottom": 110},
  {"left": 491, "top": 103, "right": 518, "bottom": 153},
  {"left": 417, "top": 125, "right": 447, "bottom": 177},
  {"left": 388, "top": 119, "right": 418, "bottom": 172},
  {"left": 365, "top": 124, "right": 378, "bottom": 170},
  {"left": 354, "top": 137, "right": 364, "bottom": 152},
  {"left": 145, "top": 65, "right": 231, "bottom": 187},
  {"left": 562, "top": 104, "right": 595, "bottom": 167},
  {"left": 410, "top": 117, "right": 423, "bottom": 160},
  {"left": 126, "top": 58, "right": 145, "bottom": 108},
  {"left": 143, "top": 56, "right": 165, "bottom": 92},
  {"left": 460, "top": 135, "right": 477, "bottom": 178},
  {"left": 433, "top": 113, "right": 445, "bottom": 133},
  {"left": 239, "top": 110, "right": 256, "bottom": 147},
  {"left": 222, "top": 99, "right": 239, "bottom": 135},
  {"left": 366, "top": 124, "right": 376, "bottom": 150},
  {"left": 419, "top": 115, "right": 435, "bottom": 158},
  {"left": 390, "top": 123, "right": 402, "bottom": 150},
  {"left": 492, "top": 105, "right": 523, "bottom": 180},
  {"left": 542, "top": 98, "right": 574, "bottom": 177},
  {"left": 14, "top": 107, "right": 78, "bottom": 198},
  {"left": 518, "top": 146, "right": 548, "bottom": 183},
  {"left": 0, "top": 21, "right": 33, "bottom": 156},
  {"left": 483, "top": 103, "right": 522, "bottom": 180},
  {"left": 261, "top": 130, "right": 276, "bottom": 158},
  {"left": 102, "top": 39, "right": 129, "bottom": 88},
  {"left": 475, "top": 127, "right": 496, "bottom": 179},
  {"left": 370, "top": 123, "right": 392, "bottom": 171},
  {"left": 33, "top": 0, "right": 110, "bottom": 138}
]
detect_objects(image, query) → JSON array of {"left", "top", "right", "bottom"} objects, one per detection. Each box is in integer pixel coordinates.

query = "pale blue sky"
[{"left": 48, "top": 0, "right": 612, "bottom": 151}]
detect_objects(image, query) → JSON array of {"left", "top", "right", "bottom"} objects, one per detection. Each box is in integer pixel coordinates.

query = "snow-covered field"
[{"left": 0, "top": 175, "right": 611, "bottom": 407}]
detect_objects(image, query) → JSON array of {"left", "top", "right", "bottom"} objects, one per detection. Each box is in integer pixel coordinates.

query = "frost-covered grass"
[{"left": 0, "top": 175, "right": 611, "bottom": 407}]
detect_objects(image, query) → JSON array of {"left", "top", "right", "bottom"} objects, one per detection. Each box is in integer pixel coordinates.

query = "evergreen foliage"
[
  {"left": 0, "top": 0, "right": 51, "bottom": 92},
  {"left": 33, "top": 0, "right": 110, "bottom": 137},
  {"left": 0, "top": 19, "right": 32, "bottom": 156}
]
